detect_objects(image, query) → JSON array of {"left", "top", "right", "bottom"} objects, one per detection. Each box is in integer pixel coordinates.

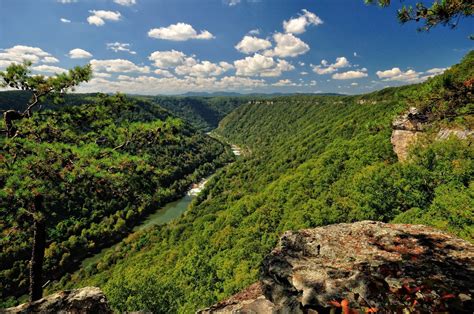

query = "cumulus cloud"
[
  {"left": 248, "top": 29, "right": 260, "bottom": 35},
  {"left": 148, "top": 50, "right": 196, "bottom": 68},
  {"left": 425, "top": 67, "right": 448, "bottom": 75},
  {"left": 94, "top": 72, "right": 112, "bottom": 78},
  {"left": 148, "top": 23, "right": 214, "bottom": 41},
  {"left": 107, "top": 42, "right": 136, "bottom": 55},
  {"left": 113, "top": 0, "right": 136, "bottom": 6},
  {"left": 91, "top": 59, "right": 150, "bottom": 73},
  {"left": 235, "top": 36, "right": 272, "bottom": 54},
  {"left": 175, "top": 61, "right": 233, "bottom": 77},
  {"left": 312, "top": 57, "right": 350, "bottom": 75},
  {"left": 43, "top": 56, "right": 59, "bottom": 63},
  {"left": 68, "top": 48, "right": 93, "bottom": 59},
  {"left": 376, "top": 68, "right": 421, "bottom": 82},
  {"left": 267, "top": 33, "right": 309, "bottom": 58},
  {"left": 77, "top": 75, "right": 266, "bottom": 95},
  {"left": 283, "top": 9, "right": 323, "bottom": 34},
  {"left": 234, "top": 53, "right": 294, "bottom": 77},
  {"left": 273, "top": 79, "right": 296, "bottom": 86},
  {"left": 57, "top": 0, "right": 77, "bottom": 3},
  {"left": 0, "top": 45, "right": 57, "bottom": 68},
  {"left": 87, "top": 10, "right": 121, "bottom": 26},
  {"left": 154, "top": 69, "right": 174, "bottom": 78},
  {"left": 60, "top": 18, "right": 71, "bottom": 23},
  {"left": 332, "top": 69, "right": 368, "bottom": 80},
  {"left": 32, "top": 65, "right": 67, "bottom": 73}
]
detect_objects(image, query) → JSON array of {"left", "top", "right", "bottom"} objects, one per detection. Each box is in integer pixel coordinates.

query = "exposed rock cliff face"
[
  {"left": 200, "top": 221, "right": 474, "bottom": 313},
  {"left": 3, "top": 287, "right": 112, "bottom": 314},
  {"left": 390, "top": 107, "right": 427, "bottom": 162},
  {"left": 391, "top": 107, "right": 473, "bottom": 161}
]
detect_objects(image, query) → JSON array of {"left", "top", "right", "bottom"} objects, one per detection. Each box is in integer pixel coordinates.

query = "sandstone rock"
[
  {"left": 202, "top": 221, "right": 474, "bottom": 313},
  {"left": 2, "top": 287, "right": 112, "bottom": 314},
  {"left": 437, "top": 128, "right": 474, "bottom": 140},
  {"left": 391, "top": 107, "right": 428, "bottom": 162}
]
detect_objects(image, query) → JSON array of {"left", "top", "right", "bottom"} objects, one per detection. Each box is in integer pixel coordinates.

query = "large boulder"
[
  {"left": 200, "top": 221, "right": 474, "bottom": 313},
  {"left": 3, "top": 287, "right": 112, "bottom": 314}
]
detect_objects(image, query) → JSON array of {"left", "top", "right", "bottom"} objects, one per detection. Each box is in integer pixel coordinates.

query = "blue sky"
[{"left": 0, "top": 0, "right": 472, "bottom": 95}]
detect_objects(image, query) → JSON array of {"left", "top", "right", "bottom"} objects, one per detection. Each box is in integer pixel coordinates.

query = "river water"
[{"left": 80, "top": 145, "right": 242, "bottom": 269}]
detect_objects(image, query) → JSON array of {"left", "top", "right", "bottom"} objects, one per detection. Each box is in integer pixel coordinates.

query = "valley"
[
  {"left": 11, "top": 52, "right": 469, "bottom": 313},
  {"left": 0, "top": 1, "right": 472, "bottom": 309}
]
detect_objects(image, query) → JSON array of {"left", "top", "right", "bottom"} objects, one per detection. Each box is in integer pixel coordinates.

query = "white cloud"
[
  {"left": 32, "top": 65, "right": 67, "bottom": 73},
  {"left": 273, "top": 79, "right": 296, "bottom": 86},
  {"left": 426, "top": 67, "right": 448, "bottom": 75},
  {"left": 113, "top": 0, "right": 136, "bottom": 6},
  {"left": 235, "top": 36, "right": 272, "bottom": 54},
  {"left": 107, "top": 42, "right": 136, "bottom": 55},
  {"left": 267, "top": 33, "right": 309, "bottom": 58},
  {"left": 87, "top": 10, "right": 121, "bottom": 26},
  {"left": 312, "top": 57, "right": 350, "bottom": 75},
  {"left": 57, "top": 0, "right": 77, "bottom": 3},
  {"left": 248, "top": 29, "right": 260, "bottom": 35},
  {"left": 332, "top": 69, "right": 367, "bottom": 80},
  {"left": 148, "top": 50, "right": 196, "bottom": 68},
  {"left": 376, "top": 66, "right": 448, "bottom": 84},
  {"left": 60, "top": 18, "right": 71, "bottom": 23},
  {"left": 94, "top": 72, "right": 112, "bottom": 78},
  {"left": 376, "top": 68, "right": 423, "bottom": 82},
  {"left": 91, "top": 59, "right": 150, "bottom": 73},
  {"left": 175, "top": 61, "right": 233, "bottom": 77},
  {"left": 234, "top": 53, "right": 294, "bottom": 77},
  {"left": 309, "top": 80, "right": 317, "bottom": 86},
  {"left": 300, "top": 71, "right": 308, "bottom": 75},
  {"left": 43, "top": 56, "right": 59, "bottom": 63},
  {"left": 351, "top": 82, "right": 358, "bottom": 86},
  {"left": 0, "top": 45, "right": 57, "bottom": 67},
  {"left": 68, "top": 48, "right": 93, "bottom": 59},
  {"left": 154, "top": 69, "right": 174, "bottom": 78},
  {"left": 148, "top": 23, "right": 214, "bottom": 41},
  {"left": 77, "top": 74, "right": 266, "bottom": 95},
  {"left": 283, "top": 9, "right": 323, "bottom": 34},
  {"left": 226, "top": 0, "right": 241, "bottom": 6}
]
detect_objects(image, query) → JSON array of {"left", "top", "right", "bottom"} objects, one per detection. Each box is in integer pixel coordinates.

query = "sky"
[{"left": 0, "top": 0, "right": 472, "bottom": 95}]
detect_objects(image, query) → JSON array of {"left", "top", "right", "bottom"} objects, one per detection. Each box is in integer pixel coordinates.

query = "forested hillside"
[
  {"left": 136, "top": 96, "right": 250, "bottom": 131},
  {"left": 0, "top": 92, "right": 248, "bottom": 132},
  {"left": 41, "top": 53, "right": 473, "bottom": 312},
  {"left": 0, "top": 94, "right": 233, "bottom": 307}
]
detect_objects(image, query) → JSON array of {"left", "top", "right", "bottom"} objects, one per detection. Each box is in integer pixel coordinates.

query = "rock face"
[
  {"left": 390, "top": 107, "right": 473, "bottom": 161},
  {"left": 201, "top": 221, "right": 474, "bottom": 313},
  {"left": 3, "top": 287, "right": 112, "bottom": 314},
  {"left": 390, "top": 107, "right": 427, "bottom": 162}
]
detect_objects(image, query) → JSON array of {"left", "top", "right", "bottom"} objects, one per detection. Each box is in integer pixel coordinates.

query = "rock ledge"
[
  {"left": 200, "top": 221, "right": 474, "bottom": 313},
  {"left": 3, "top": 287, "right": 112, "bottom": 314}
]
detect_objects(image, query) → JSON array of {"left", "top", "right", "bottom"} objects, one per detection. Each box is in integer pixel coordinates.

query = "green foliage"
[
  {"left": 365, "top": 0, "right": 473, "bottom": 31},
  {"left": 0, "top": 61, "right": 92, "bottom": 114},
  {"left": 0, "top": 93, "right": 232, "bottom": 305},
  {"left": 138, "top": 96, "right": 252, "bottom": 131},
  {"left": 43, "top": 53, "right": 473, "bottom": 313}
]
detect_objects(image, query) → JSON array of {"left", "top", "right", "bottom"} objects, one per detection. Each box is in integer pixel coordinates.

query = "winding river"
[{"left": 81, "top": 145, "right": 242, "bottom": 269}]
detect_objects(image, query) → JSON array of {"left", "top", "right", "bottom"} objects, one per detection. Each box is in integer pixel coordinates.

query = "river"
[{"left": 81, "top": 145, "right": 242, "bottom": 269}]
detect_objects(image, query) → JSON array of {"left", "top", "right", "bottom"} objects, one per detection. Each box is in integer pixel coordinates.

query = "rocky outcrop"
[
  {"left": 200, "top": 221, "right": 474, "bottom": 313},
  {"left": 390, "top": 107, "right": 427, "bottom": 162},
  {"left": 391, "top": 107, "right": 473, "bottom": 161},
  {"left": 3, "top": 287, "right": 112, "bottom": 314}
]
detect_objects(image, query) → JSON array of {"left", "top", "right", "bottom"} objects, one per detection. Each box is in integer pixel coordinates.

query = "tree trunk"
[
  {"left": 29, "top": 196, "right": 46, "bottom": 302},
  {"left": 3, "top": 110, "right": 24, "bottom": 137}
]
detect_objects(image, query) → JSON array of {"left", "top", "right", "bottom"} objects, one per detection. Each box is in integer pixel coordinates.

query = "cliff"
[
  {"left": 200, "top": 221, "right": 474, "bottom": 313},
  {"left": 2, "top": 287, "right": 111, "bottom": 314}
]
